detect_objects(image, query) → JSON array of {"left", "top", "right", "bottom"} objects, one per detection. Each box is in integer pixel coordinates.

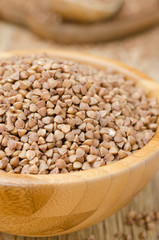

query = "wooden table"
[{"left": 0, "top": 21, "right": 159, "bottom": 240}]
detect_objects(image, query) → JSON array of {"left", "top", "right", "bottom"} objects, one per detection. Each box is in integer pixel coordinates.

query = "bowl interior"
[{"left": 0, "top": 49, "right": 159, "bottom": 185}]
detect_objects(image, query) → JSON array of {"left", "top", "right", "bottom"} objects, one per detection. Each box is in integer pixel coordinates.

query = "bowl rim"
[{"left": 0, "top": 48, "right": 159, "bottom": 185}]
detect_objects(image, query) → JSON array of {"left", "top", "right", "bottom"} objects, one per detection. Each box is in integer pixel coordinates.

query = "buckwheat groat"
[{"left": 0, "top": 54, "right": 158, "bottom": 174}]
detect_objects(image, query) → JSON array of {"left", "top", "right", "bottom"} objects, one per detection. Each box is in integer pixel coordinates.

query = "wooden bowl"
[
  {"left": 0, "top": 50, "right": 159, "bottom": 237},
  {"left": 50, "top": 0, "right": 124, "bottom": 23},
  {"left": 28, "top": 8, "right": 159, "bottom": 44}
]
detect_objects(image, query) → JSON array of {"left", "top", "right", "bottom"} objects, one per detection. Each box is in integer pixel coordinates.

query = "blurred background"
[
  {"left": 0, "top": 0, "right": 159, "bottom": 81},
  {"left": 0, "top": 0, "right": 159, "bottom": 239}
]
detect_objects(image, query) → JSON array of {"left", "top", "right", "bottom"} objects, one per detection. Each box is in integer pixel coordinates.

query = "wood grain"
[{"left": 0, "top": 22, "right": 159, "bottom": 240}]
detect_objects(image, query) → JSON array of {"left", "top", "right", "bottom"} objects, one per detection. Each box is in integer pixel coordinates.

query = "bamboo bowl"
[{"left": 0, "top": 50, "right": 159, "bottom": 237}]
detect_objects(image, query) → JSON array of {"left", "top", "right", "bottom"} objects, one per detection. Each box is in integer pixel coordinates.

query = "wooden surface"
[{"left": 0, "top": 21, "right": 159, "bottom": 239}]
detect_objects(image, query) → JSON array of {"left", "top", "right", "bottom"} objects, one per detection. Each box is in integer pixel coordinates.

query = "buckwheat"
[
  {"left": 55, "top": 159, "right": 67, "bottom": 169},
  {"left": 73, "top": 161, "right": 82, "bottom": 170},
  {"left": 26, "top": 150, "right": 36, "bottom": 161},
  {"left": 86, "top": 155, "right": 97, "bottom": 163},
  {"left": 0, "top": 54, "right": 158, "bottom": 174}
]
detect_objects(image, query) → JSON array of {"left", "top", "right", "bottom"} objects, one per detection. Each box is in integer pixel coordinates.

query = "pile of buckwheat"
[{"left": 0, "top": 54, "right": 158, "bottom": 174}]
